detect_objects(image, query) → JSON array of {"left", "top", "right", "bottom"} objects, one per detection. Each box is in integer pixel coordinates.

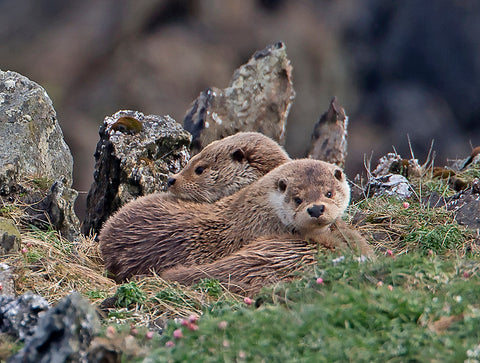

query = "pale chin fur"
[{"left": 268, "top": 191, "right": 294, "bottom": 227}]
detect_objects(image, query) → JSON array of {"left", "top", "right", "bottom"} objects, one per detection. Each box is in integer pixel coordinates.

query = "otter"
[
  {"left": 99, "top": 159, "right": 350, "bottom": 282},
  {"left": 160, "top": 219, "right": 375, "bottom": 295},
  {"left": 167, "top": 132, "right": 291, "bottom": 203}
]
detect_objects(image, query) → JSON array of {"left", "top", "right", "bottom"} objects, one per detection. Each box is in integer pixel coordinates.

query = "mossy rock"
[{"left": 0, "top": 217, "right": 21, "bottom": 255}]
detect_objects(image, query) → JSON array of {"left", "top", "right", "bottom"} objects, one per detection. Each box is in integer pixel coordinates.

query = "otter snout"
[
  {"left": 307, "top": 204, "right": 325, "bottom": 218},
  {"left": 167, "top": 177, "right": 176, "bottom": 187}
]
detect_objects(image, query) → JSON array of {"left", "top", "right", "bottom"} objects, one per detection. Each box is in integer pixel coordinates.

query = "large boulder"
[
  {"left": 0, "top": 70, "right": 73, "bottom": 190},
  {"left": 82, "top": 110, "right": 191, "bottom": 236},
  {"left": 0, "top": 70, "right": 80, "bottom": 240},
  {"left": 184, "top": 42, "right": 295, "bottom": 151}
]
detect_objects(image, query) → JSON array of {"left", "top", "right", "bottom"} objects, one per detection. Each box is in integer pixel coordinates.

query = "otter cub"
[
  {"left": 167, "top": 132, "right": 290, "bottom": 203},
  {"left": 99, "top": 159, "right": 350, "bottom": 282}
]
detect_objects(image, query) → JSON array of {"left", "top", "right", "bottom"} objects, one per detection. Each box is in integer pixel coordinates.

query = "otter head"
[
  {"left": 267, "top": 159, "right": 350, "bottom": 234},
  {"left": 167, "top": 132, "right": 289, "bottom": 203}
]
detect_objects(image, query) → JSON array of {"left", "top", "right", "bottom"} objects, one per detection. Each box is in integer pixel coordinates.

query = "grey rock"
[
  {"left": 0, "top": 292, "right": 49, "bottom": 341},
  {"left": 184, "top": 41, "right": 295, "bottom": 151},
  {"left": 0, "top": 70, "right": 74, "bottom": 189},
  {"left": 9, "top": 293, "right": 100, "bottom": 363},
  {"left": 0, "top": 263, "right": 15, "bottom": 296},
  {"left": 307, "top": 97, "right": 348, "bottom": 168},
  {"left": 0, "top": 70, "right": 80, "bottom": 240},
  {"left": 365, "top": 174, "right": 413, "bottom": 199},
  {"left": 0, "top": 217, "right": 21, "bottom": 255},
  {"left": 82, "top": 110, "right": 191, "bottom": 236}
]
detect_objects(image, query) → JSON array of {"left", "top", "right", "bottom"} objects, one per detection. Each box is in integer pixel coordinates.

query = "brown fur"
[
  {"left": 160, "top": 219, "right": 374, "bottom": 295},
  {"left": 99, "top": 159, "right": 350, "bottom": 282},
  {"left": 167, "top": 132, "right": 291, "bottom": 202}
]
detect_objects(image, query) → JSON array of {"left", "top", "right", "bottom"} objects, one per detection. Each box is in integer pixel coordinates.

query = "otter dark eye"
[
  {"left": 194, "top": 166, "right": 205, "bottom": 175},
  {"left": 294, "top": 197, "right": 303, "bottom": 206},
  {"left": 325, "top": 191, "right": 333, "bottom": 198}
]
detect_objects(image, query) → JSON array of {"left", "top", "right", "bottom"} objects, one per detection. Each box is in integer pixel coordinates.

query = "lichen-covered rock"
[
  {"left": 0, "top": 292, "right": 49, "bottom": 341},
  {"left": 82, "top": 110, "right": 191, "bottom": 236},
  {"left": 184, "top": 42, "right": 295, "bottom": 151},
  {"left": 0, "top": 217, "right": 21, "bottom": 255},
  {"left": 0, "top": 70, "right": 74, "bottom": 190},
  {"left": 8, "top": 293, "right": 100, "bottom": 363},
  {"left": 365, "top": 174, "right": 413, "bottom": 199},
  {"left": 307, "top": 97, "right": 348, "bottom": 168},
  {"left": 0, "top": 70, "right": 80, "bottom": 240}
]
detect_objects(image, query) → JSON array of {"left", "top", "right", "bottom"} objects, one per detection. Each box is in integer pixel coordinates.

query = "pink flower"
[
  {"left": 244, "top": 297, "right": 253, "bottom": 305},
  {"left": 0, "top": 283, "right": 3, "bottom": 291},
  {"left": 463, "top": 272, "right": 470, "bottom": 278},
  {"left": 187, "top": 323, "right": 199, "bottom": 331},
  {"left": 26, "top": 242, "right": 32, "bottom": 248},
  {"left": 402, "top": 202, "right": 410, "bottom": 209},
  {"left": 21, "top": 248, "right": 27, "bottom": 254},
  {"left": 386, "top": 250, "right": 393, "bottom": 257},
  {"left": 165, "top": 340, "right": 175, "bottom": 347},
  {"left": 146, "top": 331, "right": 155, "bottom": 339},
  {"left": 173, "top": 328, "right": 183, "bottom": 339},
  {"left": 188, "top": 315, "right": 199, "bottom": 323},
  {"left": 181, "top": 319, "right": 189, "bottom": 327},
  {"left": 377, "top": 281, "right": 384, "bottom": 287},
  {"left": 388, "top": 285, "right": 393, "bottom": 291},
  {"left": 217, "top": 321, "right": 228, "bottom": 330},
  {"left": 316, "top": 277, "right": 324, "bottom": 285}
]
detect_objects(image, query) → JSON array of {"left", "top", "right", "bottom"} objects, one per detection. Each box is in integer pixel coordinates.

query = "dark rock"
[
  {"left": 0, "top": 217, "right": 21, "bottom": 255},
  {"left": 82, "top": 110, "right": 191, "bottom": 236},
  {"left": 0, "top": 292, "right": 49, "bottom": 341},
  {"left": 0, "top": 263, "right": 15, "bottom": 296},
  {"left": 444, "top": 179, "right": 480, "bottom": 230},
  {"left": 183, "top": 42, "right": 295, "bottom": 151},
  {"left": 21, "top": 179, "right": 80, "bottom": 241},
  {"left": 9, "top": 293, "right": 100, "bottom": 363},
  {"left": 307, "top": 97, "right": 348, "bottom": 168}
]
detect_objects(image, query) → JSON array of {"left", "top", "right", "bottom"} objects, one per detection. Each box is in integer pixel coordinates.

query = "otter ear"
[
  {"left": 231, "top": 148, "right": 246, "bottom": 162},
  {"left": 277, "top": 179, "right": 287, "bottom": 193},
  {"left": 334, "top": 169, "right": 343, "bottom": 181}
]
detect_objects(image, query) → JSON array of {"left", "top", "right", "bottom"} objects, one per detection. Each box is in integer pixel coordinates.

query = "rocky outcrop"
[
  {"left": 0, "top": 70, "right": 74, "bottom": 189},
  {"left": 82, "top": 110, "right": 191, "bottom": 236},
  {"left": 184, "top": 42, "right": 295, "bottom": 151},
  {"left": 0, "top": 70, "right": 80, "bottom": 240},
  {"left": 8, "top": 293, "right": 100, "bottom": 363},
  {"left": 307, "top": 97, "right": 348, "bottom": 168}
]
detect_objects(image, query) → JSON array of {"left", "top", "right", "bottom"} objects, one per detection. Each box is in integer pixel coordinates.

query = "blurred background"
[{"left": 1, "top": 0, "right": 479, "bottom": 219}]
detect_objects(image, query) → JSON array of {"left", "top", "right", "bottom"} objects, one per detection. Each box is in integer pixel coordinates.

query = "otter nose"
[
  {"left": 167, "top": 177, "right": 176, "bottom": 187},
  {"left": 307, "top": 204, "right": 325, "bottom": 218}
]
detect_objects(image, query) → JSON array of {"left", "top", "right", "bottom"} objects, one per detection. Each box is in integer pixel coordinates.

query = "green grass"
[{"left": 140, "top": 253, "right": 480, "bottom": 362}]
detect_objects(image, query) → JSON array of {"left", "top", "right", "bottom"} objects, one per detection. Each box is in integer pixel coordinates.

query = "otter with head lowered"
[
  {"left": 167, "top": 132, "right": 290, "bottom": 203},
  {"left": 99, "top": 159, "right": 350, "bottom": 282}
]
